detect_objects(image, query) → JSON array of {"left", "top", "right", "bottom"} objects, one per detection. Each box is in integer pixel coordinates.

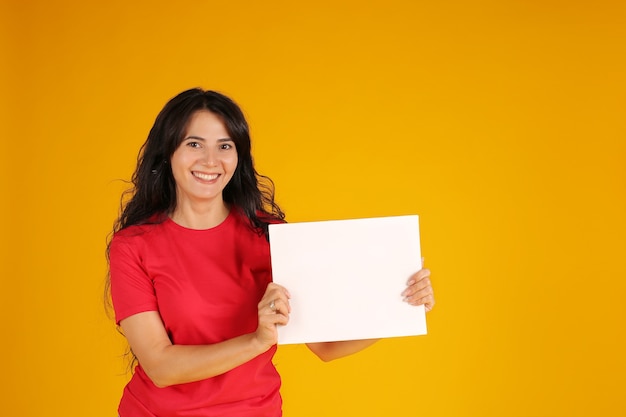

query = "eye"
[
  {"left": 186, "top": 141, "right": 201, "bottom": 148},
  {"left": 220, "top": 143, "right": 234, "bottom": 150}
]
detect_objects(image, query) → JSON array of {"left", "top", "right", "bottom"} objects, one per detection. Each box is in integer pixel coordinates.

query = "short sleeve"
[{"left": 109, "top": 234, "right": 159, "bottom": 325}]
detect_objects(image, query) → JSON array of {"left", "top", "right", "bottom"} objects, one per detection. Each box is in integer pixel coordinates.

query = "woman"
[{"left": 107, "top": 88, "right": 434, "bottom": 417}]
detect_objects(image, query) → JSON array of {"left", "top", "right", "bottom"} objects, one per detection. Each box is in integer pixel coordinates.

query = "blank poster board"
[{"left": 269, "top": 215, "right": 427, "bottom": 345}]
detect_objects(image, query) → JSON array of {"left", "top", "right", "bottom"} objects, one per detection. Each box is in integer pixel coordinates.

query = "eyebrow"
[{"left": 184, "top": 136, "right": 233, "bottom": 142}]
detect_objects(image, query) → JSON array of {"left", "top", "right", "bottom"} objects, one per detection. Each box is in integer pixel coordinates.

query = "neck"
[{"left": 170, "top": 200, "right": 230, "bottom": 230}]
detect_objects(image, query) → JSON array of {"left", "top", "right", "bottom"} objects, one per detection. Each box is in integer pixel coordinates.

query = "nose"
[{"left": 203, "top": 148, "right": 218, "bottom": 167}]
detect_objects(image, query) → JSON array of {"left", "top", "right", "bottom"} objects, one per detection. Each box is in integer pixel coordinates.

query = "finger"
[
  {"left": 262, "top": 298, "right": 278, "bottom": 314},
  {"left": 266, "top": 282, "right": 291, "bottom": 299},
  {"left": 264, "top": 285, "right": 291, "bottom": 308},
  {"left": 405, "top": 268, "right": 430, "bottom": 286},
  {"left": 423, "top": 295, "right": 435, "bottom": 312},
  {"left": 410, "top": 276, "right": 432, "bottom": 291},
  {"left": 274, "top": 312, "right": 290, "bottom": 326},
  {"left": 276, "top": 298, "right": 291, "bottom": 314},
  {"left": 404, "top": 285, "right": 433, "bottom": 304},
  {"left": 260, "top": 287, "right": 291, "bottom": 312},
  {"left": 402, "top": 276, "right": 431, "bottom": 297},
  {"left": 265, "top": 298, "right": 290, "bottom": 315},
  {"left": 260, "top": 310, "right": 290, "bottom": 326},
  {"left": 407, "top": 293, "right": 435, "bottom": 309}
]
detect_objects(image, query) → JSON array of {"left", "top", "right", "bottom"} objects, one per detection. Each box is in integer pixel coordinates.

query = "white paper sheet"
[{"left": 269, "top": 215, "right": 427, "bottom": 345}]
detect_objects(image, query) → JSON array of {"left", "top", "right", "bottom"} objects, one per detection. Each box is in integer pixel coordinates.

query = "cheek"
[
  {"left": 169, "top": 155, "right": 191, "bottom": 185},
  {"left": 225, "top": 159, "right": 239, "bottom": 184},
  {"left": 169, "top": 158, "right": 182, "bottom": 178},
  {"left": 228, "top": 155, "right": 239, "bottom": 172}
]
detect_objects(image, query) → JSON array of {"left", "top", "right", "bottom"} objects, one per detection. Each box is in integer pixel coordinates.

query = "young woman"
[{"left": 107, "top": 88, "right": 435, "bottom": 417}]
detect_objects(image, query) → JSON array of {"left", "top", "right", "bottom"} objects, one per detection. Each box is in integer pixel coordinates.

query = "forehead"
[{"left": 184, "top": 110, "right": 229, "bottom": 137}]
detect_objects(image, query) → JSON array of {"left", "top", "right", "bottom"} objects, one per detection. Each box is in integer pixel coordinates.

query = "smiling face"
[{"left": 170, "top": 110, "right": 238, "bottom": 210}]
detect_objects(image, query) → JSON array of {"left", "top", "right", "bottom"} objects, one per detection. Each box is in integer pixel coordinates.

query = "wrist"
[{"left": 249, "top": 332, "right": 273, "bottom": 355}]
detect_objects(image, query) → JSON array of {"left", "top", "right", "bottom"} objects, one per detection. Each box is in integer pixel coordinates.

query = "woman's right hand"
[{"left": 255, "top": 283, "right": 291, "bottom": 349}]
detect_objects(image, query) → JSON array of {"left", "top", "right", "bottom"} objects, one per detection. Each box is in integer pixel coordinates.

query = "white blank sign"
[{"left": 269, "top": 215, "right": 427, "bottom": 345}]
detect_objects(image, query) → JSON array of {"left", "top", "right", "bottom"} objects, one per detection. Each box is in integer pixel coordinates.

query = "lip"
[{"left": 192, "top": 171, "right": 220, "bottom": 182}]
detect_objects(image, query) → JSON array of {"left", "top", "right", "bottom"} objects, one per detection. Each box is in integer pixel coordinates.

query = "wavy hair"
[{"left": 113, "top": 87, "right": 284, "bottom": 234}]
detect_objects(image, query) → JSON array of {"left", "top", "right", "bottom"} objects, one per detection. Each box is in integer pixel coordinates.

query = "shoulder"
[
  {"left": 113, "top": 223, "right": 157, "bottom": 241},
  {"left": 111, "top": 217, "right": 168, "bottom": 249},
  {"left": 115, "top": 213, "right": 168, "bottom": 236}
]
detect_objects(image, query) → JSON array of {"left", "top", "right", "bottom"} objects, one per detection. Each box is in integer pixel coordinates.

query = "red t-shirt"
[{"left": 109, "top": 210, "right": 282, "bottom": 417}]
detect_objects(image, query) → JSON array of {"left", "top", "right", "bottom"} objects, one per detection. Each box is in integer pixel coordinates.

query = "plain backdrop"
[{"left": 1, "top": 1, "right": 625, "bottom": 416}]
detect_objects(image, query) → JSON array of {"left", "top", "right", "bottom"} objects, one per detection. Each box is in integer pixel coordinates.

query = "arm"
[
  {"left": 306, "top": 339, "right": 380, "bottom": 362},
  {"left": 120, "top": 283, "right": 290, "bottom": 388}
]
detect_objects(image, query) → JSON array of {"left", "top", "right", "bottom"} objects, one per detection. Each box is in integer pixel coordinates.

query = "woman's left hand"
[{"left": 401, "top": 267, "right": 435, "bottom": 312}]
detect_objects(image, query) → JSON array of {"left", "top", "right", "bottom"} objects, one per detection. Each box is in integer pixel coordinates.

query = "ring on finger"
[{"left": 269, "top": 299, "right": 277, "bottom": 312}]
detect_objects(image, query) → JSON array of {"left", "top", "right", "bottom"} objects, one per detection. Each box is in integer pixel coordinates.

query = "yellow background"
[{"left": 2, "top": 0, "right": 625, "bottom": 416}]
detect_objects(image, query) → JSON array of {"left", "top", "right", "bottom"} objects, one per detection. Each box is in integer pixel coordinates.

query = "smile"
[{"left": 192, "top": 172, "right": 219, "bottom": 181}]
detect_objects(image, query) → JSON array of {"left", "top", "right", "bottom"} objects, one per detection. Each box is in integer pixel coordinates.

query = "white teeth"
[{"left": 193, "top": 172, "right": 219, "bottom": 181}]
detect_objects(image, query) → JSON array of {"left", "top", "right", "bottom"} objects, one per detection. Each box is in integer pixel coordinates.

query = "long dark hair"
[
  {"left": 113, "top": 87, "right": 284, "bottom": 233},
  {"left": 105, "top": 88, "right": 284, "bottom": 322}
]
